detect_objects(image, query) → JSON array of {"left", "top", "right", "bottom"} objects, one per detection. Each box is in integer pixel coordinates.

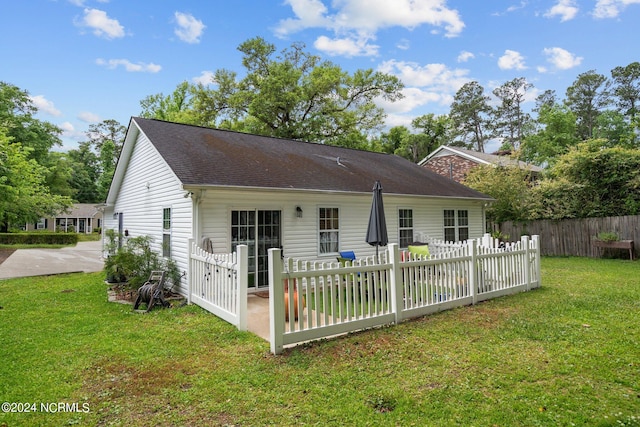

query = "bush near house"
[{"left": 103, "top": 230, "right": 180, "bottom": 292}]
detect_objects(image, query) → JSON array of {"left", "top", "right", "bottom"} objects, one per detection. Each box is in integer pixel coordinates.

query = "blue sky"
[{"left": 2, "top": 0, "right": 639, "bottom": 152}]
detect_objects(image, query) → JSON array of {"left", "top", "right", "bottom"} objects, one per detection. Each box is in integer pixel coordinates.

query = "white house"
[{"left": 104, "top": 118, "right": 494, "bottom": 295}]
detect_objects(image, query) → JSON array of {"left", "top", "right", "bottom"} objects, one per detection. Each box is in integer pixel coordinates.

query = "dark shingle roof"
[{"left": 132, "top": 117, "right": 492, "bottom": 200}]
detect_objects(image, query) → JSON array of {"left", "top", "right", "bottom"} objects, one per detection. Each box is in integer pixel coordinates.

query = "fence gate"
[{"left": 188, "top": 241, "right": 248, "bottom": 330}]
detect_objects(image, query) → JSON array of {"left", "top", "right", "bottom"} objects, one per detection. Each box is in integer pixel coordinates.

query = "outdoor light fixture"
[{"left": 296, "top": 206, "right": 303, "bottom": 218}]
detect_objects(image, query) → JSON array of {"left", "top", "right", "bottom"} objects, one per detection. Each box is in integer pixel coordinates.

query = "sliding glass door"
[{"left": 231, "top": 210, "right": 281, "bottom": 289}]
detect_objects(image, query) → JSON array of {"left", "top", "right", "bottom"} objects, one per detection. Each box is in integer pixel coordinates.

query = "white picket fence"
[
  {"left": 188, "top": 240, "right": 248, "bottom": 330},
  {"left": 268, "top": 235, "right": 540, "bottom": 354}
]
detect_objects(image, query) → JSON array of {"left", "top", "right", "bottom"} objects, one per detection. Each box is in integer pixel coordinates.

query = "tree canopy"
[
  {"left": 0, "top": 129, "right": 71, "bottom": 231},
  {"left": 3, "top": 54, "right": 640, "bottom": 230},
  {"left": 0, "top": 81, "right": 62, "bottom": 164},
  {"left": 141, "top": 37, "right": 404, "bottom": 148}
]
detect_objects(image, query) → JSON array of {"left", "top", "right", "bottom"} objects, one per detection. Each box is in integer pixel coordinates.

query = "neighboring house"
[
  {"left": 419, "top": 145, "right": 543, "bottom": 183},
  {"left": 24, "top": 203, "right": 103, "bottom": 233},
  {"left": 104, "top": 118, "right": 494, "bottom": 294}
]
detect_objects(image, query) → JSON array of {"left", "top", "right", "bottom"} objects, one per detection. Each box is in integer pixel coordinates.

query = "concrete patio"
[{"left": 246, "top": 294, "right": 270, "bottom": 340}]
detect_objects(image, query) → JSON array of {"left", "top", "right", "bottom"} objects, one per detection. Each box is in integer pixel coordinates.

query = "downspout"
[
  {"left": 482, "top": 202, "right": 488, "bottom": 234},
  {"left": 191, "top": 189, "right": 206, "bottom": 243}
]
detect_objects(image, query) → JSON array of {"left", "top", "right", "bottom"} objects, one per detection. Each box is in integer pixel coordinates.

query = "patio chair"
[
  {"left": 134, "top": 270, "right": 170, "bottom": 312},
  {"left": 337, "top": 250, "right": 356, "bottom": 264}
]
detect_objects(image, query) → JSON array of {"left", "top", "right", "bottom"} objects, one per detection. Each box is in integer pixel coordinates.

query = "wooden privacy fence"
[
  {"left": 188, "top": 241, "right": 248, "bottom": 330},
  {"left": 498, "top": 215, "right": 639, "bottom": 258},
  {"left": 268, "top": 235, "right": 541, "bottom": 355}
]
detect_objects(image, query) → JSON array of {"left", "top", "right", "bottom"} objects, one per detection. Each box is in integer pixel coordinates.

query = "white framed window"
[
  {"left": 36, "top": 218, "right": 46, "bottom": 230},
  {"left": 444, "top": 209, "right": 469, "bottom": 242},
  {"left": 398, "top": 209, "right": 413, "bottom": 248},
  {"left": 319, "top": 207, "right": 339, "bottom": 254},
  {"left": 162, "top": 207, "right": 171, "bottom": 257}
]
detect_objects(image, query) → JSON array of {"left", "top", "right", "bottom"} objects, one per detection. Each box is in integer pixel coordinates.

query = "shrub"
[
  {"left": 0, "top": 233, "right": 78, "bottom": 245},
  {"left": 103, "top": 230, "right": 181, "bottom": 291},
  {"left": 595, "top": 231, "right": 619, "bottom": 242}
]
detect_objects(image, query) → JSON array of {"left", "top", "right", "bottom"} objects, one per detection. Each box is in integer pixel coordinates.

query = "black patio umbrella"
[{"left": 366, "top": 180, "right": 389, "bottom": 259}]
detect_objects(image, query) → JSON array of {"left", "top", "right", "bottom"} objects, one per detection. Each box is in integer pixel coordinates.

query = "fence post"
[
  {"left": 469, "top": 239, "right": 477, "bottom": 304},
  {"left": 236, "top": 245, "right": 248, "bottom": 331},
  {"left": 187, "top": 239, "right": 193, "bottom": 305},
  {"left": 522, "top": 235, "right": 531, "bottom": 291},
  {"left": 388, "top": 243, "right": 403, "bottom": 324},
  {"left": 533, "top": 235, "right": 541, "bottom": 288},
  {"left": 482, "top": 233, "right": 492, "bottom": 248},
  {"left": 268, "top": 247, "right": 284, "bottom": 355}
]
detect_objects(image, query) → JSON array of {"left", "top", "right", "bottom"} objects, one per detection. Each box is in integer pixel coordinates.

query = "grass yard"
[{"left": 0, "top": 258, "right": 638, "bottom": 426}]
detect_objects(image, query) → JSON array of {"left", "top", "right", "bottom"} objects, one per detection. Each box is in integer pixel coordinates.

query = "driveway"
[{"left": 0, "top": 240, "right": 104, "bottom": 280}]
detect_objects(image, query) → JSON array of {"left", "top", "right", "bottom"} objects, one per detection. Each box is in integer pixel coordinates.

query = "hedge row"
[{"left": 0, "top": 233, "right": 79, "bottom": 245}]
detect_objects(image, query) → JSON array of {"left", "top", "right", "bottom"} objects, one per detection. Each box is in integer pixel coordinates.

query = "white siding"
[
  {"left": 105, "top": 131, "right": 193, "bottom": 294},
  {"left": 106, "top": 128, "right": 486, "bottom": 297},
  {"left": 197, "top": 188, "right": 486, "bottom": 262}
]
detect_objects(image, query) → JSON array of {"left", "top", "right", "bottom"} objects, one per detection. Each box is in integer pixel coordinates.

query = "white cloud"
[
  {"left": 545, "top": 0, "right": 579, "bottom": 21},
  {"left": 457, "top": 50, "right": 475, "bottom": 62},
  {"left": 30, "top": 95, "right": 61, "bottom": 116},
  {"left": 96, "top": 58, "right": 162, "bottom": 73},
  {"left": 376, "top": 60, "right": 469, "bottom": 113},
  {"left": 77, "top": 8, "right": 124, "bottom": 39},
  {"left": 314, "top": 35, "right": 379, "bottom": 57},
  {"left": 593, "top": 0, "right": 640, "bottom": 18},
  {"left": 59, "top": 122, "right": 76, "bottom": 133},
  {"left": 379, "top": 87, "right": 451, "bottom": 114},
  {"left": 396, "top": 39, "right": 410, "bottom": 50},
  {"left": 78, "top": 111, "right": 101, "bottom": 123},
  {"left": 498, "top": 49, "right": 527, "bottom": 70},
  {"left": 492, "top": 1, "right": 528, "bottom": 17},
  {"left": 174, "top": 12, "right": 205, "bottom": 44},
  {"left": 379, "top": 60, "right": 468, "bottom": 88},
  {"left": 192, "top": 71, "right": 215, "bottom": 86},
  {"left": 276, "top": 0, "right": 465, "bottom": 58},
  {"left": 275, "top": 0, "right": 331, "bottom": 35},
  {"left": 543, "top": 47, "right": 583, "bottom": 69}
]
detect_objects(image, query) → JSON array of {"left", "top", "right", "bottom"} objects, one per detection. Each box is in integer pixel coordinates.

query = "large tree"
[
  {"left": 376, "top": 125, "right": 410, "bottom": 155},
  {"left": 520, "top": 103, "right": 579, "bottom": 166},
  {"left": 449, "top": 81, "right": 492, "bottom": 152},
  {"left": 0, "top": 82, "right": 62, "bottom": 164},
  {"left": 394, "top": 113, "right": 452, "bottom": 162},
  {"left": 141, "top": 37, "right": 404, "bottom": 147},
  {"left": 565, "top": 70, "right": 611, "bottom": 140},
  {"left": 139, "top": 81, "right": 198, "bottom": 125},
  {"left": 66, "top": 119, "right": 126, "bottom": 203},
  {"left": 67, "top": 141, "right": 100, "bottom": 203},
  {"left": 0, "top": 129, "right": 71, "bottom": 231},
  {"left": 491, "top": 77, "right": 534, "bottom": 150},
  {"left": 610, "top": 61, "right": 640, "bottom": 119}
]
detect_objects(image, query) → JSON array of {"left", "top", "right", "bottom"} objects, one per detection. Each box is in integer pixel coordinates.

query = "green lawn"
[{"left": 0, "top": 258, "right": 638, "bottom": 426}]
